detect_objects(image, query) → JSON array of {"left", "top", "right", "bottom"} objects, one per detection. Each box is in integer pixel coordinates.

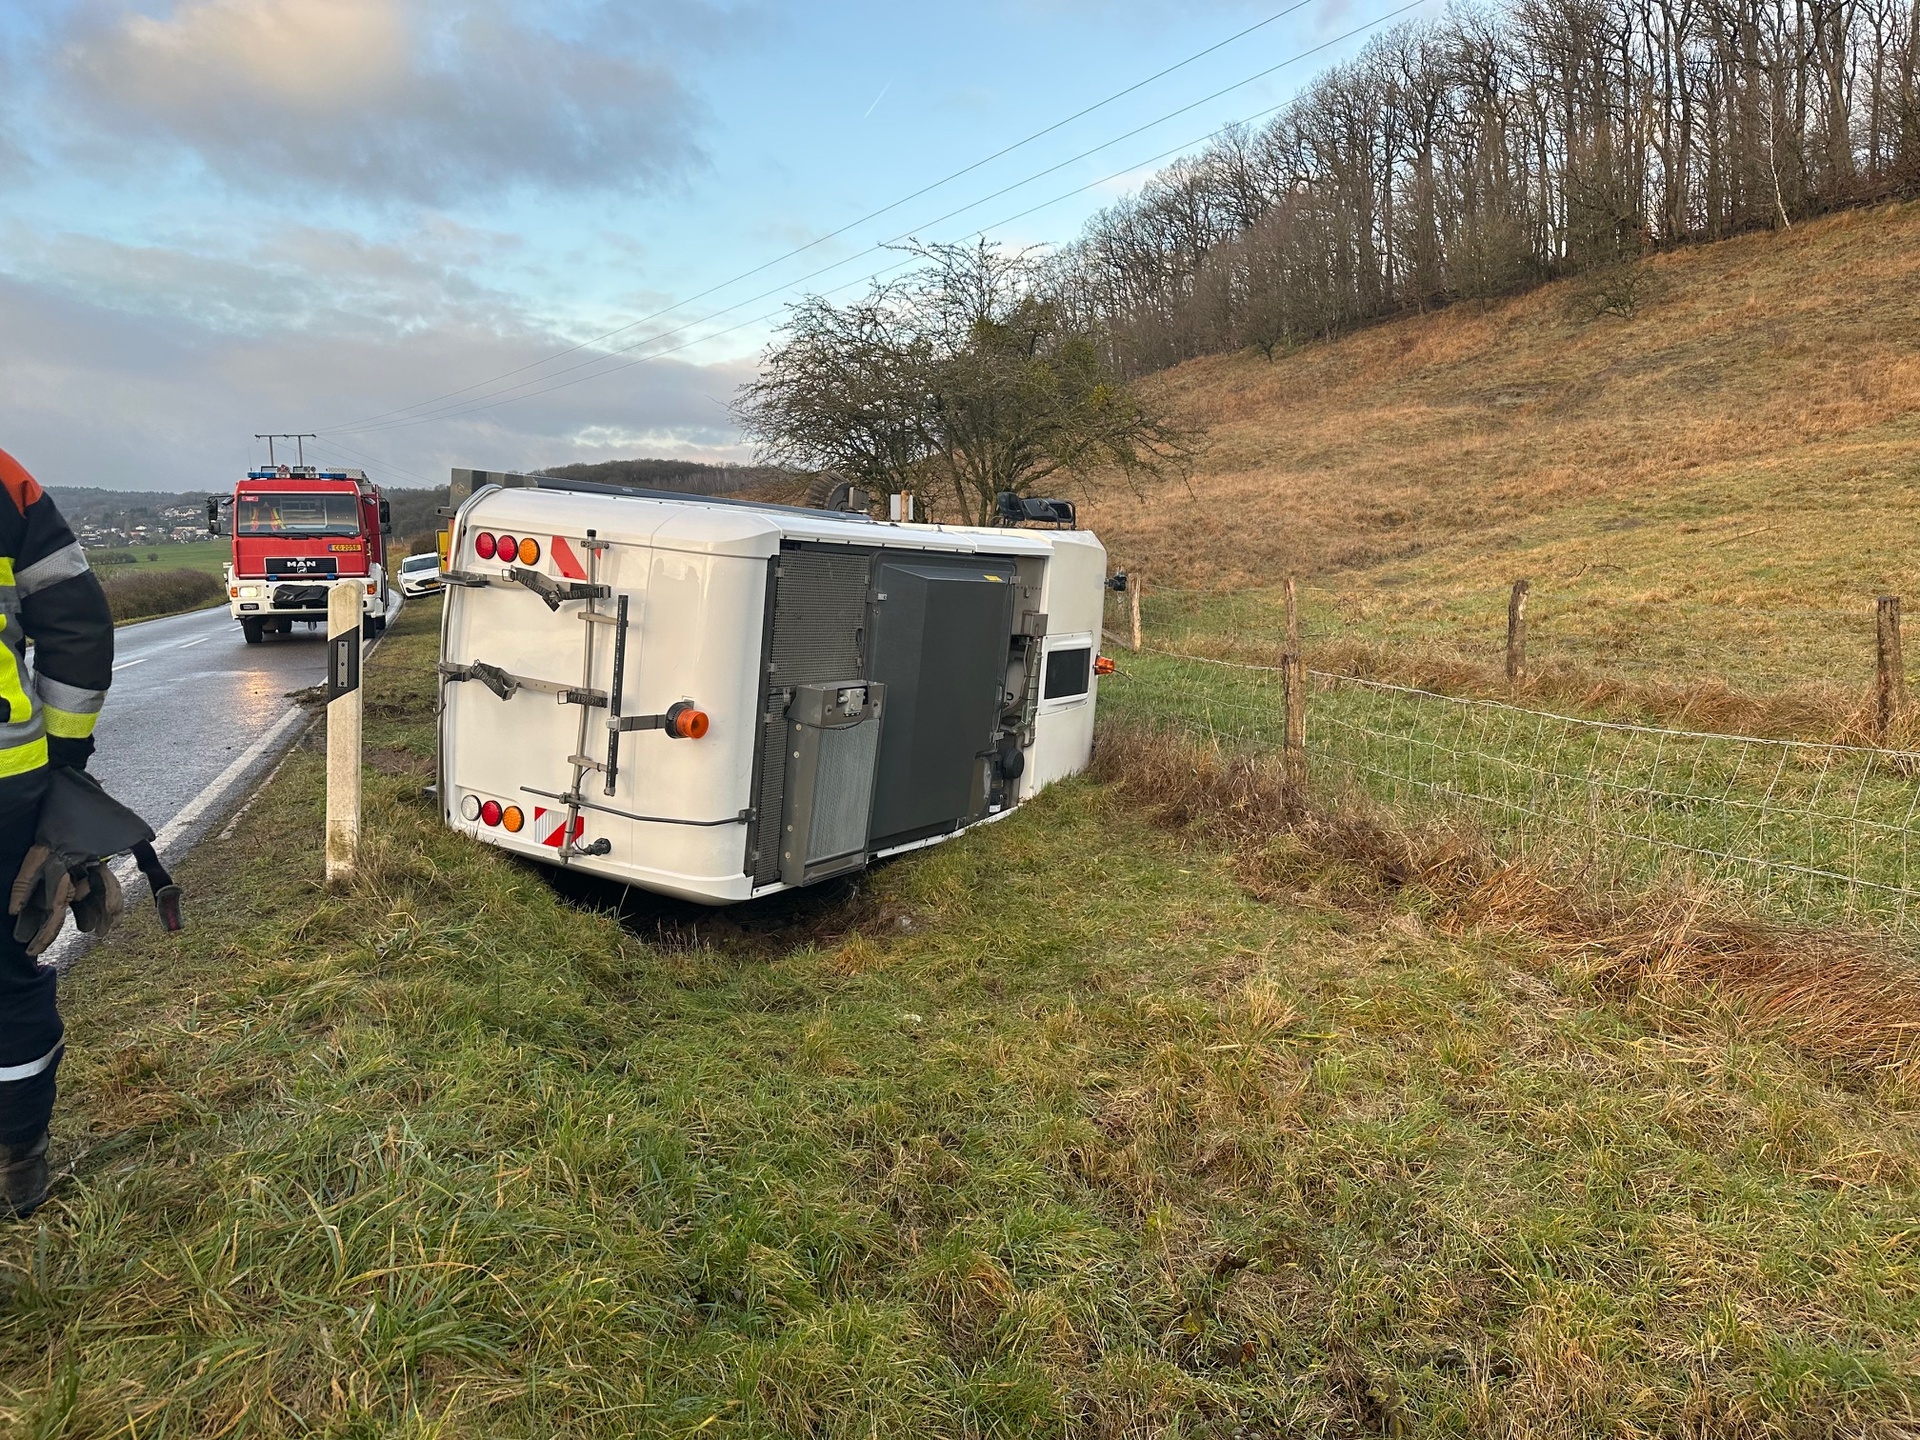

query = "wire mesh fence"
[
  {"left": 1102, "top": 645, "right": 1920, "bottom": 932},
  {"left": 1101, "top": 582, "right": 1888, "bottom": 697}
]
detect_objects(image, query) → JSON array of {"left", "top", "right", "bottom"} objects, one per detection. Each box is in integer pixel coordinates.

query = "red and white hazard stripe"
[{"left": 531, "top": 806, "right": 585, "bottom": 848}]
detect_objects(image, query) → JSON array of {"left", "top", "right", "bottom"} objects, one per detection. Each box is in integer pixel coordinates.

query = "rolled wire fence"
[{"left": 1098, "top": 603, "right": 1920, "bottom": 934}]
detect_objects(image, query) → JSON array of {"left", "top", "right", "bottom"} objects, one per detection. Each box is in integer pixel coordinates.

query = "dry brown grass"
[
  {"left": 1094, "top": 720, "right": 1920, "bottom": 1077},
  {"left": 1310, "top": 634, "right": 1918, "bottom": 744},
  {"left": 1090, "top": 203, "right": 1920, "bottom": 585},
  {"left": 1084, "top": 202, "right": 1920, "bottom": 693}
]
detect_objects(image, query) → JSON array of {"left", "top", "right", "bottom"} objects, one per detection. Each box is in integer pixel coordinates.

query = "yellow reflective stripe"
[
  {"left": 0, "top": 557, "right": 12, "bottom": 585},
  {"left": 0, "top": 616, "right": 29, "bottom": 723},
  {"left": 42, "top": 705, "right": 97, "bottom": 739},
  {"left": 0, "top": 737, "right": 46, "bottom": 778}
]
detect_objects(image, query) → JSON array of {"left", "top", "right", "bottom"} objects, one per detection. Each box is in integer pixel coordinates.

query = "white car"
[{"left": 398, "top": 552, "right": 444, "bottom": 598}]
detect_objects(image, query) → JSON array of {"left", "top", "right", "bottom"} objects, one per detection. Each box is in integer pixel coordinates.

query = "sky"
[{"left": 0, "top": 0, "right": 1407, "bottom": 493}]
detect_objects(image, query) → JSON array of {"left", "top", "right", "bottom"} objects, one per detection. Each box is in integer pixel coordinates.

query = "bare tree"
[
  {"left": 736, "top": 243, "right": 1191, "bottom": 524},
  {"left": 1046, "top": 0, "right": 1920, "bottom": 376}
]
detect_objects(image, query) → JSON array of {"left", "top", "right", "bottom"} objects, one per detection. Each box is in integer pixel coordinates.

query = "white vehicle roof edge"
[{"left": 461, "top": 479, "right": 1088, "bottom": 559}]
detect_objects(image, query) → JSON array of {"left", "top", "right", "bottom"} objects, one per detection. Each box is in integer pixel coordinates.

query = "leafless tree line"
[{"left": 1048, "top": 0, "right": 1920, "bottom": 370}]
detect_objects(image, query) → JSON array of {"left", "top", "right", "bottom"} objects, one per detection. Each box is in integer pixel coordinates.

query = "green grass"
[
  {"left": 3, "top": 601, "right": 1917, "bottom": 1435},
  {"left": 86, "top": 538, "right": 230, "bottom": 581},
  {"left": 1100, "top": 646, "right": 1920, "bottom": 932}
]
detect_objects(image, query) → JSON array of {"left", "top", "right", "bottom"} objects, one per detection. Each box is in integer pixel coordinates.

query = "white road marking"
[
  {"left": 112, "top": 657, "right": 147, "bottom": 671},
  {"left": 176, "top": 636, "right": 209, "bottom": 649},
  {"left": 150, "top": 705, "right": 311, "bottom": 855}
]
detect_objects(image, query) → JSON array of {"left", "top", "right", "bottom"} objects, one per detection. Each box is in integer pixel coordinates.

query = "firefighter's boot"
[{"left": 0, "top": 1132, "right": 49, "bottom": 1219}]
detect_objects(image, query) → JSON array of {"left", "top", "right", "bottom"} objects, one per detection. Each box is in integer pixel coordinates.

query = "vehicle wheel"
[
  {"left": 241, "top": 619, "right": 263, "bottom": 644},
  {"left": 361, "top": 617, "right": 377, "bottom": 642},
  {"left": 374, "top": 614, "right": 388, "bottom": 634}
]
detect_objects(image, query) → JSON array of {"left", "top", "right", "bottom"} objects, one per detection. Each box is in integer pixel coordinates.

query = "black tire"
[{"left": 241, "top": 619, "right": 264, "bottom": 644}]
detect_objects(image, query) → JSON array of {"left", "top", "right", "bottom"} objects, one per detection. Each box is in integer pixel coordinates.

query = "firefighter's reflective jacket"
[{"left": 0, "top": 448, "right": 113, "bottom": 794}]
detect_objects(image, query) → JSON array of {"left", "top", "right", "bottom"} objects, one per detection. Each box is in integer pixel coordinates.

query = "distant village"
[
  {"left": 76, "top": 507, "right": 207, "bottom": 549},
  {"left": 47, "top": 488, "right": 211, "bottom": 551}
]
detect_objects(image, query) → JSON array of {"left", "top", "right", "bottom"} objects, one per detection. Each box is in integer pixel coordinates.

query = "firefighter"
[{"left": 0, "top": 446, "right": 112, "bottom": 1218}]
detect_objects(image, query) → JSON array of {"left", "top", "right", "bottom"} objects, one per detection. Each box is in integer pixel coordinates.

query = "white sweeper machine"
[{"left": 436, "top": 475, "right": 1115, "bottom": 905}]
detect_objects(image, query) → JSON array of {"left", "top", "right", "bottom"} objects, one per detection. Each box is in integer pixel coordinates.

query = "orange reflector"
[
  {"left": 1094, "top": 655, "right": 1116, "bottom": 676},
  {"left": 228, "top": 586, "right": 239, "bottom": 598},
  {"left": 518, "top": 537, "right": 541, "bottom": 565},
  {"left": 501, "top": 805, "right": 525, "bottom": 833},
  {"left": 366, "top": 583, "right": 378, "bottom": 595},
  {"left": 672, "top": 708, "right": 709, "bottom": 740}
]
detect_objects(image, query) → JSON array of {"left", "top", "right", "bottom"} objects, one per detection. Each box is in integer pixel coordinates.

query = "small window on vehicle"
[{"left": 1043, "top": 646, "right": 1092, "bottom": 700}]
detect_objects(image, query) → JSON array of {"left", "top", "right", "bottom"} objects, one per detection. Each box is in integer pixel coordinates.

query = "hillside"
[{"left": 1086, "top": 202, "right": 1920, "bottom": 689}]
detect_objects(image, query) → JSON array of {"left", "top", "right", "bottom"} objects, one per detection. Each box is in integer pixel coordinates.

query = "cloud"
[
  {"left": 50, "top": 0, "right": 711, "bottom": 204},
  {"left": 2, "top": 218, "right": 526, "bottom": 337},
  {"left": 0, "top": 252, "right": 754, "bottom": 494}
]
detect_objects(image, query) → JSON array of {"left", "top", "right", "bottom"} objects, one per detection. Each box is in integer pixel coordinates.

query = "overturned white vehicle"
[{"left": 437, "top": 476, "right": 1111, "bottom": 904}]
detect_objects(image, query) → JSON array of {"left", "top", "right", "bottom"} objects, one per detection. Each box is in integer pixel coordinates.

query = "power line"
[
  {"left": 305, "top": 435, "right": 439, "bottom": 487},
  {"left": 325, "top": 0, "right": 1429, "bottom": 438},
  {"left": 326, "top": 0, "right": 1427, "bottom": 438},
  {"left": 318, "top": 0, "right": 1324, "bottom": 434}
]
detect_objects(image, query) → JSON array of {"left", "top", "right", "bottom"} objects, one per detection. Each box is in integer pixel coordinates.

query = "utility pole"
[{"left": 256, "top": 433, "right": 317, "bottom": 467}]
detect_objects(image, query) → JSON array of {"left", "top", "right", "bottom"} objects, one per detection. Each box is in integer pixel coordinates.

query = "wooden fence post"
[
  {"left": 1506, "top": 579, "right": 1530, "bottom": 685},
  {"left": 1283, "top": 576, "right": 1306, "bottom": 790},
  {"left": 1877, "top": 595, "right": 1904, "bottom": 740},
  {"left": 1130, "top": 572, "right": 1144, "bottom": 653}
]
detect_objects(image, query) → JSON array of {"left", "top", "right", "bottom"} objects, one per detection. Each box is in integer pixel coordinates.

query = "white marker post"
[{"left": 325, "top": 580, "right": 363, "bottom": 884}]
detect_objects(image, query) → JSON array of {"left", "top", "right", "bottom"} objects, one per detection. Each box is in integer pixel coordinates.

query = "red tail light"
[
  {"left": 480, "top": 800, "right": 503, "bottom": 827},
  {"left": 475, "top": 531, "right": 497, "bottom": 560},
  {"left": 496, "top": 535, "right": 517, "bottom": 562}
]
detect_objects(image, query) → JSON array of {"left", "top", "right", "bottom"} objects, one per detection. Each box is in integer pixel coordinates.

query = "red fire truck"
[{"left": 208, "top": 466, "right": 393, "bottom": 643}]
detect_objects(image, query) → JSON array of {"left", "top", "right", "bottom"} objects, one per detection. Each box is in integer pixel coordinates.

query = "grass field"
[
  {"left": 86, "top": 537, "right": 229, "bottom": 581},
  {"left": 1102, "top": 646, "right": 1920, "bottom": 936},
  {"left": 5, "top": 581, "right": 1918, "bottom": 1435},
  {"left": 1083, "top": 202, "right": 1920, "bottom": 699}
]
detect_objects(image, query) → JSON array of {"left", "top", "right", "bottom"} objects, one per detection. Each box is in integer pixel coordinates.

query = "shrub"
[{"left": 97, "top": 566, "right": 223, "bottom": 623}]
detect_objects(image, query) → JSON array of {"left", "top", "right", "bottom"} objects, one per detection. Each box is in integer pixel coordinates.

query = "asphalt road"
[{"left": 93, "top": 603, "right": 330, "bottom": 841}]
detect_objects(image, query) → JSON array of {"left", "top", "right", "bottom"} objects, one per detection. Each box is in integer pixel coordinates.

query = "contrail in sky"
[{"left": 862, "top": 80, "right": 892, "bottom": 119}]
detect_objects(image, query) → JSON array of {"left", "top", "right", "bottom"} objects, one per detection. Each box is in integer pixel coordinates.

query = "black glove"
[
  {"left": 46, "top": 736, "right": 94, "bottom": 773},
  {"left": 9, "top": 845, "right": 122, "bottom": 957}
]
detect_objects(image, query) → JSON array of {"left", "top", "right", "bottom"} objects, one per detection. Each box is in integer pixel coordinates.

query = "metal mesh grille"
[
  {"left": 808, "top": 717, "right": 881, "bottom": 862},
  {"left": 752, "top": 546, "right": 873, "bottom": 884}
]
